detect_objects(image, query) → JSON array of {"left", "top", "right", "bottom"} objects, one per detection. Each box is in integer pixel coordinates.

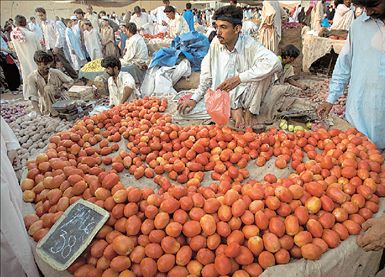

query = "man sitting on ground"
[
  {"left": 164, "top": 6, "right": 190, "bottom": 38},
  {"left": 26, "top": 50, "right": 74, "bottom": 116},
  {"left": 101, "top": 56, "right": 139, "bottom": 107},
  {"left": 177, "top": 5, "right": 281, "bottom": 129},
  {"left": 120, "top": 22, "right": 149, "bottom": 84}
]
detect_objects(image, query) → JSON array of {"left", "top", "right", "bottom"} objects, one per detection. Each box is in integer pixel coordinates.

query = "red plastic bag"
[{"left": 205, "top": 89, "right": 230, "bottom": 126}]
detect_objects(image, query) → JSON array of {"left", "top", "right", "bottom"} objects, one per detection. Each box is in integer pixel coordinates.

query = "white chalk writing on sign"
[{"left": 36, "top": 199, "right": 109, "bottom": 271}]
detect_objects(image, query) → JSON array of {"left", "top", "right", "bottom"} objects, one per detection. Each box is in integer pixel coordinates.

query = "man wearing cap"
[
  {"left": 120, "top": 22, "right": 148, "bottom": 84},
  {"left": 177, "top": 5, "right": 281, "bottom": 129},
  {"left": 164, "top": 6, "right": 189, "bottom": 38},
  {"left": 130, "top": 6, "right": 153, "bottom": 34},
  {"left": 35, "top": 7, "right": 77, "bottom": 78},
  {"left": 85, "top": 5, "right": 99, "bottom": 32}
]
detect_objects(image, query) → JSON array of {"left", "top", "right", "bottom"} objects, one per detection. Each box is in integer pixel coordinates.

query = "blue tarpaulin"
[{"left": 149, "top": 31, "right": 209, "bottom": 72}]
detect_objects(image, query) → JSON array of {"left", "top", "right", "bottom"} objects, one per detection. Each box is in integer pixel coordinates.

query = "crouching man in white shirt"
[
  {"left": 164, "top": 6, "right": 190, "bottom": 38},
  {"left": 120, "top": 22, "right": 149, "bottom": 84},
  {"left": 177, "top": 5, "right": 281, "bottom": 129},
  {"left": 101, "top": 56, "right": 140, "bottom": 107}
]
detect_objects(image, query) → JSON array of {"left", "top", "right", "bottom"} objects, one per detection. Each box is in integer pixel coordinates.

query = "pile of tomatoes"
[{"left": 22, "top": 97, "right": 385, "bottom": 277}]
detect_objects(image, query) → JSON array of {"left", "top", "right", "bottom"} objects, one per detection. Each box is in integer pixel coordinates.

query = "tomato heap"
[{"left": 22, "top": 97, "right": 385, "bottom": 277}]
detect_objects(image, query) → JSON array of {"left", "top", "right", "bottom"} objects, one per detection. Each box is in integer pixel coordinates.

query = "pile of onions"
[
  {"left": 1, "top": 102, "right": 31, "bottom": 123},
  {"left": 299, "top": 78, "right": 347, "bottom": 118}
]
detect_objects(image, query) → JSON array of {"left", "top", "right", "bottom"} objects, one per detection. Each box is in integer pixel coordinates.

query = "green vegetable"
[
  {"left": 279, "top": 119, "right": 288, "bottom": 130},
  {"left": 294, "top": 126, "right": 305, "bottom": 132}
]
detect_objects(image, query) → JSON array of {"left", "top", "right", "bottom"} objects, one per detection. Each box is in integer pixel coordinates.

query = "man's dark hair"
[
  {"left": 35, "top": 7, "right": 46, "bottom": 14},
  {"left": 213, "top": 5, "right": 243, "bottom": 27},
  {"left": 281, "top": 44, "right": 300, "bottom": 59},
  {"left": 127, "top": 22, "right": 137, "bottom": 34},
  {"left": 15, "top": 15, "right": 27, "bottom": 27},
  {"left": 164, "top": 6, "right": 176, "bottom": 13},
  {"left": 230, "top": 0, "right": 238, "bottom": 4},
  {"left": 101, "top": 56, "right": 121, "bottom": 70},
  {"left": 141, "top": 8, "right": 146, "bottom": 12},
  {"left": 336, "top": 0, "right": 343, "bottom": 5},
  {"left": 352, "top": 0, "right": 381, "bottom": 6},
  {"left": 83, "top": 20, "right": 92, "bottom": 26},
  {"left": 30, "top": 16, "right": 35, "bottom": 21},
  {"left": 186, "top": 3, "right": 192, "bottom": 9},
  {"left": 134, "top": 6, "right": 141, "bottom": 13},
  {"left": 74, "top": 8, "right": 85, "bottom": 15},
  {"left": 99, "top": 11, "right": 106, "bottom": 16},
  {"left": 34, "top": 50, "right": 54, "bottom": 63},
  {"left": 163, "top": 0, "right": 170, "bottom": 4},
  {"left": 63, "top": 18, "right": 72, "bottom": 26}
]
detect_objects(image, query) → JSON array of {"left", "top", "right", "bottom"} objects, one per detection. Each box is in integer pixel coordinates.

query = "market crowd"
[{"left": 0, "top": 0, "right": 385, "bottom": 275}]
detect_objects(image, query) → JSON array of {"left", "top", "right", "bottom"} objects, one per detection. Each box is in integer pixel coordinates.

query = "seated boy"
[
  {"left": 27, "top": 50, "right": 74, "bottom": 116},
  {"left": 277, "top": 44, "right": 308, "bottom": 91},
  {"left": 101, "top": 56, "right": 139, "bottom": 107}
]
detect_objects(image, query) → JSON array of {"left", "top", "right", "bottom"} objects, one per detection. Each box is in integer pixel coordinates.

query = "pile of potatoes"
[{"left": 10, "top": 115, "right": 73, "bottom": 176}]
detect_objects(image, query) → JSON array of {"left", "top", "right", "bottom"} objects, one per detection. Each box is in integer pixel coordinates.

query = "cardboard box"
[{"left": 68, "top": 86, "right": 94, "bottom": 100}]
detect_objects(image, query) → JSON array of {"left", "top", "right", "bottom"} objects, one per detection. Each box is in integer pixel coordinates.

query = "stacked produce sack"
[{"left": 21, "top": 97, "right": 385, "bottom": 276}]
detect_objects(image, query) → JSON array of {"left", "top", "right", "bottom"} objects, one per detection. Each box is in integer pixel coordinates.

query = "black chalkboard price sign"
[{"left": 36, "top": 199, "right": 109, "bottom": 271}]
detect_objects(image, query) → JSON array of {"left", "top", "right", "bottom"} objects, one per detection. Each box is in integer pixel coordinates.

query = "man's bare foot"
[
  {"left": 244, "top": 110, "right": 254, "bottom": 128},
  {"left": 231, "top": 108, "right": 245, "bottom": 129}
]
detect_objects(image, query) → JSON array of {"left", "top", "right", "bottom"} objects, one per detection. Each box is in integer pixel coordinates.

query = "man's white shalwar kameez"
[
  {"left": 168, "top": 13, "right": 190, "bottom": 38},
  {"left": 10, "top": 27, "right": 42, "bottom": 100},
  {"left": 331, "top": 4, "right": 354, "bottom": 31},
  {"left": 84, "top": 28, "right": 103, "bottom": 60},
  {"left": 191, "top": 34, "right": 281, "bottom": 115},
  {"left": 108, "top": 72, "right": 140, "bottom": 106}
]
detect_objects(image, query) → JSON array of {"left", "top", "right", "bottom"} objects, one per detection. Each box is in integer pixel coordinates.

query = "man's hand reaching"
[
  {"left": 317, "top": 101, "right": 333, "bottom": 119},
  {"left": 177, "top": 99, "right": 196, "bottom": 115},
  {"left": 217, "top": 76, "right": 241, "bottom": 92},
  {"left": 357, "top": 217, "right": 385, "bottom": 251}
]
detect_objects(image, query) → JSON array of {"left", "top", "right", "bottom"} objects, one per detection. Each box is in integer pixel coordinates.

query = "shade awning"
[{"left": 53, "top": 0, "right": 138, "bottom": 7}]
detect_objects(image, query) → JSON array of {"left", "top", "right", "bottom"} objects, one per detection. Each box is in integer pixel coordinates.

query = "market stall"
[
  {"left": 78, "top": 59, "right": 106, "bottom": 81},
  {"left": 17, "top": 96, "right": 385, "bottom": 277},
  {"left": 302, "top": 34, "right": 346, "bottom": 72}
]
